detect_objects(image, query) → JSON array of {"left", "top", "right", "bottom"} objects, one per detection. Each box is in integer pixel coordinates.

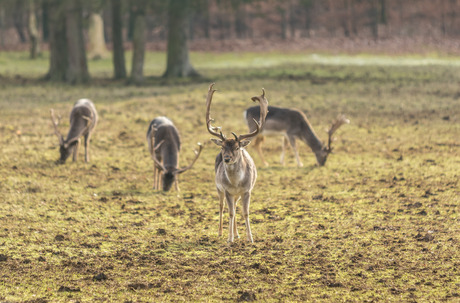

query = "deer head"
[
  {"left": 151, "top": 139, "right": 203, "bottom": 191},
  {"left": 206, "top": 83, "right": 268, "bottom": 165}
]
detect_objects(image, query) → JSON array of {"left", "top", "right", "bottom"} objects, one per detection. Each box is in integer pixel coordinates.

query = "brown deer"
[
  {"left": 147, "top": 116, "right": 202, "bottom": 192},
  {"left": 206, "top": 83, "right": 268, "bottom": 243},
  {"left": 50, "top": 99, "right": 98, "bottom": 163},
  {"left": 244, "top": 106, "right": 349, "bottom": 167}
]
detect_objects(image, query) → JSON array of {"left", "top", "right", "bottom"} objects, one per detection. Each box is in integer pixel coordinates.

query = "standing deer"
[
  {"left": 50, "top": 99, "right": 98, "bottom": 163},
  {"left": 147, "top": 116, "right": 202, "bottom": 192},
  {"left": 206, "top": 83, "right": 268, "bottom": 243},
  {"left": 244, "top": 106, "right": 349, "bottom": 167}
]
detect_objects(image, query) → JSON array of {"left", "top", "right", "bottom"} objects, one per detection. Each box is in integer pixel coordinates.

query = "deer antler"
[
  {"left": 326, "top": 114, "right": 350, "bottom": 152},
  {"left": 238, "top": 88, "right": 269, "bottom": 141},
  {"left": 151, "top": 140, "right": 166, "bottom": 171},
  {"left": 177, "top": 143, "right": 203, "bottom": 174},
  {"left": 205, "top": 83, "right": 225, "bottom": 140},
  {"left": 50, "top": 109, "right": 64, "bottom": 145}
]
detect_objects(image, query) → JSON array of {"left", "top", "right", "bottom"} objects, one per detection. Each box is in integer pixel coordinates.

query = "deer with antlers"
[
  {"left": 206, "top": 83, "right": 268, "bottom": 243},
  {"left": 50, "top": 99, "right": 98, "bottom": 163},
  {"left": 147, "top": 117, "right": 202, "bottom": 192},
  {"left": 244, "top": 106, "right": 349, "bottom": 167}
]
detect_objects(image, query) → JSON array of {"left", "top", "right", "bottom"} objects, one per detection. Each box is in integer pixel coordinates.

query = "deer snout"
[{"left": 223, "top": 155, "right": 232, "bottom": 163}]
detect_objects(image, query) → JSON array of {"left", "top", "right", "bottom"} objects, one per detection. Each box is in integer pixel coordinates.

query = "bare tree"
[
  {"left": 163, "top": 0, "right": 199, "bottom": 78},
  {"left": 46, "top": 0, "right": 89, "bottom": 83},
  {"left": 130, "top": 0, "right": 146, "bottom": 84},
  {"left": 111, "top": 0, "right": 127, "bottom": 79},
  {"left": 87, "top": 12, "right": 109, "bottom": 60},
  {"left": 27, "top": 0, "right": 40, "bottom": 59}
]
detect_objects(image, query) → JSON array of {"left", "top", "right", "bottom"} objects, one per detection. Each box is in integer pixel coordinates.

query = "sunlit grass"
[
  {"left": 1, "top": 50, "right": 460, "bottom": 80},
  {"left": 0, "top": 51, "right": 459, "bottom": 301}
]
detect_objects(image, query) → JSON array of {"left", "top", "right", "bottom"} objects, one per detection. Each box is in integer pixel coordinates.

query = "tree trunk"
[
  {"left": 65, "top": 0, "right": 89, "bottom": 84},
  {"left": 111, "top": 0, "right": 126, "bottom": 79},
  {"left": 14, "top": 0, "right": 27, "bottom": 43},
  {"left": 46, "top": 0, "right": 67, "bottom": 81},
  {"left": 88, "top": 12, "right": 108, "bottom": 60},
  {"left": 28, "top": 0, "right": 40, "bottom": 59},
  {"left": 235, "top": 5, "right": 247, "bottom": 39},
  {"left": 163, "top": 0, "right": 199, "bottom": 78},
  {"left": 288, "top": 1, "right": 296, "bottom": 38},
  {"left": 0, "top": 7, "right": 5, "bottom": 47},
  {"left": 130, "top": 2, "right": 146, "bottom": 84},
  {"left": 279, "top": 6, "right": 287, "bottom": 40},
  {"left": 368, "top": 0, "right": 379, "bottom": 40},
  {"left": 202, "top": 0, "right": 210, "bottom": 39},
  {"left": 42, "top": 0, "right": 49, "bottom": 42},
  {"left": 46, "top": 0, "right": 89, "bottom": 83},
  {"left": 379, "top": 0, "right": 387, "bottom": 24}
]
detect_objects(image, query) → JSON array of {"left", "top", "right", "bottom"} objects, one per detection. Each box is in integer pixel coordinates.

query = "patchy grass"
[{"left": 0, "top": 52, "right": 459, "bottom": 302}]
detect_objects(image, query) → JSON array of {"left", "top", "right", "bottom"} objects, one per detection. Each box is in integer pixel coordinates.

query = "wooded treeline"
[{"left": 0, "top": 0, "right": 458, "bottom": 83}]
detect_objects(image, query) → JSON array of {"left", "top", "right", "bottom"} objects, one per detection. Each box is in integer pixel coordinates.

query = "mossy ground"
[{"left": 0, "top": 51, "right": 459, "bottom": 302}]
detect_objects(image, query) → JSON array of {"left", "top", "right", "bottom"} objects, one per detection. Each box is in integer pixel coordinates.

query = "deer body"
[
  {"left": 147, "top": 116, "right": 202, "bottom": 192},
  {"left": 51, "top": 99, "right": 98, "bottom": 163},
  {"left": 244, "top": 106, "right": 349, "bottom": 167},
  {"left": 206, "top": 83, "right": 268, "bottom": 243}
]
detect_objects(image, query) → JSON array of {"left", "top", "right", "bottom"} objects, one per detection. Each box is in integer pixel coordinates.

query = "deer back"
[
  {"left": 245, "top": 105, "right": 324, "bottom": 151},
  {"left": 147, "top": 117, "right": 181, "bottom": 168},
  {"left": 66, "top": 99, "right": 98, "bottom": 143}
]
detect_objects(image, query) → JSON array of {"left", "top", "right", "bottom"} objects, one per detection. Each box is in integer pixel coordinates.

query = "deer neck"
[
  {"left": 161, "top": 142, "right": 179, "bottom": 168},
  {"left": 300, "top": 121, "right": 325, "bottom": 152}
]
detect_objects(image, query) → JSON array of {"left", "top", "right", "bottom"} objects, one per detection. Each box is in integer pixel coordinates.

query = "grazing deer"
[
  {"left": 50, "top": 99, "right": 98, "bottom": 163},
  {"left": 206, "top": 83, "right": 268, "bottom": 243},
  {"left": 244, "top": 106, "right": 349, "bottom": 167},
  {"left": 147, "top": 116, "right": 202, "bottom": 192}
]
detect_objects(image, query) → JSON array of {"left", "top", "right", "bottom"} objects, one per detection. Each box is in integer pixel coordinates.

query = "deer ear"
[
  {"left": 211, "top": 138, "right": 223, "bottom": 146},
  {"left": 240, "top": 140, "right": 251, "bottom": 148}
]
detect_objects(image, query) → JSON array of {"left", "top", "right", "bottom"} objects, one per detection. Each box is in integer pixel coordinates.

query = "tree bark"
[
  {"left": 14, "top": 0, "right": 27, "bottom": 43},
  {"left": 42, "top": 0, "right": 49, "bottom": 42},
  {"left": 65, "top": 0, "right": 89, "bottom": 84},
  {"left": 88, "top": 12, "right": 108, "bottom": 60},
  {"left": 28, "top": 0, "right": 40, "bottom": 59},
  {"left": 0, "top": 7, "right": 5, "bottom": 47},
  {"left": 46, "top": 0, "right": 89, "bottom": 83},
  {"left": 235, "top": 5, "right": 247, "bottom": 39},
  {"left": 111, "top": 0, "right": 126, "bottom": 79},
  {"left": 46, "top": 0, "right": 67, "bottom": 81},
  {"left": 163, "top": 0, "right": 199, "bottom": 78},
  {"left": 130, "top": 2, "right": 146, "bottom": 84}
]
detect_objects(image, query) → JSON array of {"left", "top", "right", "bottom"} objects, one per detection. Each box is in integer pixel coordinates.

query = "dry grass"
[{"left": 0, "top": 52, "right": 459, "bottom": 302}]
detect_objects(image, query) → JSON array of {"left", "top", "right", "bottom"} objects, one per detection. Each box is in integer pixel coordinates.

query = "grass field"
[{"left": 0, "top": 51, "right": 459, "bottom": 302}]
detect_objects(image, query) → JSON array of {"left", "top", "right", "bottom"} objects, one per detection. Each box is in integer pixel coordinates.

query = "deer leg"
[
  {"left": 241, "top": 192, "right": 253, "bottom": 243},
  {"left": 157, "top": 171, "right": 162, "bottom": 190},
  {"left": 175, "top": 177, "right": 180, "bottom": 192},
  {"left": 280, "top": 136, "right": 289, "bottom": 166},
  {"left": 218, "top": 189, "right": 225, "bottom": 237},
  {"left": 84, "top": 133, "right": 91, "bottom": 163},
  {"left": 233, "top": 196, "right": 240, "bottom": 239},
  {"left": 288, "top": 136, "right": 303, "bottom": 167},
  {"left": 254, "top": 136, "right": 269, "bottom": 167},
  {"left": 72, "top": 139, "right": 81, "bottom": 162},
  {"left": 153, "top": 166, "right": 157, "bottom": 189},
  {"left": 225, "top": 192, "right": 235, "bottom": 243}
]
